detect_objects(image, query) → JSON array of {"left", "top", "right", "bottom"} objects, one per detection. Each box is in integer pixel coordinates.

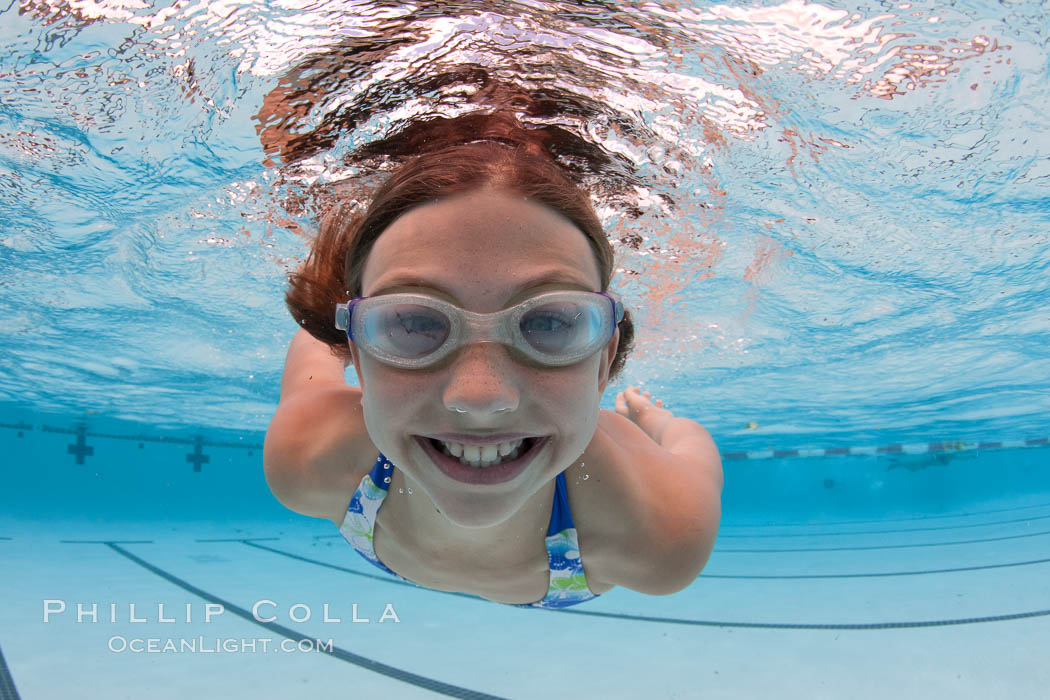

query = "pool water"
[
  {"left": 2, "top": 404, "right": 1048, "bottom": 697},
  {"left": 2, "top": 0, "right": 1049, "bottom": 697}
]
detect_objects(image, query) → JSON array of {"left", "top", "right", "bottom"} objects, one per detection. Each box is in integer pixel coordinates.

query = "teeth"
[{"left": 437, "top": 438, "right": 528, "bottom": 468}]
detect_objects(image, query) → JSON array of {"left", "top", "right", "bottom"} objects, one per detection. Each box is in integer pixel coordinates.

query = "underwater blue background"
[{"left": 1, "top": 0, "right": 1048, "bottom": 697}]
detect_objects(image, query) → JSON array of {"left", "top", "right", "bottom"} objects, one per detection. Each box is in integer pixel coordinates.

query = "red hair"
[{"left": 284, "top": 113, "right": 635, "bottom": 379}]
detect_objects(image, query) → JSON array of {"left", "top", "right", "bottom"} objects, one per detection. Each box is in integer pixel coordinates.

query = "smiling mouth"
[
  {"left": 414, "top": 435, "right": 550, "bottom": 486},
  {"left": 425, "top": 436, "right": 542, "bottom": 468}
]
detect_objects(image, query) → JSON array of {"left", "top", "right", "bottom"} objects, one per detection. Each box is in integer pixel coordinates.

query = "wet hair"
[{"left": 284, "top": 113, "right": 635, "bottom": 380}]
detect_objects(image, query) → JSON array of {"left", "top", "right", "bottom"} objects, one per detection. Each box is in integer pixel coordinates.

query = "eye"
[
  {"left": 395, "top": 310, "right": 447, "bottom": 335},
  {"left": 521, "top": 312, "right": 574, "bottom": 333},
  {"left": 520, "top": 305, "right": 582, "bottom": 353},
  {"left": 363, "top": 304, "right": 451, "bottom": 358}
]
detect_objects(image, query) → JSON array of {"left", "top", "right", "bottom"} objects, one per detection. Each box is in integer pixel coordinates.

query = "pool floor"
[{"left": 2, "top": 498, "right": 1048, "bottom": 699}]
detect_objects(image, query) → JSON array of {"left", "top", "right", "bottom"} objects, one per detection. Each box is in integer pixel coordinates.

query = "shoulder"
[
  {"left": 571, "top": 410, "right": 723, "bottom": 596},
  {"left": 263, "top": 384, "right": 379, "bottom": 525}
]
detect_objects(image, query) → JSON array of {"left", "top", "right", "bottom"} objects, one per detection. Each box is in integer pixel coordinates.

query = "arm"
[
  {"left": 279, "top": 326, "right": 351, "bottom": 399},
  {"left": 608, "top": 386, "right": 724, "bottom": 594},
  {"left": 263, "top": 328, "right": 372, "bottom": 524}
]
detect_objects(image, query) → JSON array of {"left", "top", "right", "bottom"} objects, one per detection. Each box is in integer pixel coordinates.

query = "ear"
[{"left": 596, "top": 328, "right": 620, "bottom": 395}]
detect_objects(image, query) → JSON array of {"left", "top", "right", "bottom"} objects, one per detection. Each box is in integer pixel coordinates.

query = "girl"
[{"left": 263, "top": 117, "right": 723, "bottom": 609}]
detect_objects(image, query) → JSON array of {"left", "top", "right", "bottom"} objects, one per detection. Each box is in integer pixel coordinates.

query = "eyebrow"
[{"left": 370, "top": 271, "right": 597, "bottom": 304}]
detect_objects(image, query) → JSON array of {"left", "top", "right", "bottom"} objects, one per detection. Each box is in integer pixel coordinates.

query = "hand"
[{"left": 615, "top": 385, "right": 675, "bottom": 444}]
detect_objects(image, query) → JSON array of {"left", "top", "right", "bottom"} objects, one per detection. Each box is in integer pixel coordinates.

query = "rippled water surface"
[{"left": 1, "top": 0, "right": 1048, "bottom": 450}]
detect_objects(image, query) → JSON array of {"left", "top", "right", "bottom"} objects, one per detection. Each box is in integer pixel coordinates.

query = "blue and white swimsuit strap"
[
  {"left": 339, "top": 452, "right": 600, "bottom": 609},
  {"left": 508, "top": 461, "right": 600, "bottom": 609},
  {"left": 338, "top": 456, "right": 408, "bottom": 581}
]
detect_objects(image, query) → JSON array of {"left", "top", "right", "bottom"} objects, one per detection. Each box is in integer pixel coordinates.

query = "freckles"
[
  {"left": 362, "top": 365, "right": 430, "bottom": 417},
  {"left": 531, "top": 366, "right": 592, "bottom": 399},
  {"left": 385, "top": 382, "right": 429, "bottom": 408}
]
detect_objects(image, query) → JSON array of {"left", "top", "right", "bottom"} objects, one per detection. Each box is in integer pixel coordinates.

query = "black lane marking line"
[
  {"left": 0, "top": 644, "right": 21, "bottom": 700},
  {"left": 719, "top": 512, "right": 1050, "bottom": 539},
  {"left": 82, "top": 534, "right": 1048, "bottom": 581},
  {"left": 39, "top": 425, "right": 263, "bottom": 450},
  {"left": 553, "top": 607, "right": 1050, "bottom": 629},
  {"left": 703, "top": 554, "right": 1050, "bottom": 579},
  {"left": 105, "top": 543, "right": 506, "bottom": 700},
  {"left": 0, "top": 537, "right": 11, "bottom": 541},
  {"left": 240, "top": 541, "right": 482, "bottom": 602},
  {"left": 306, "top": 505, "right": 1050, "bottom": 542},
  {"left": 196, "top": 537, "right": 281, "bottom": 542},
  {"left": 720, "top": 500, "right": 1050, "bottom": 529},
  {"left": 240, "top": 541, "right": 1050, "bottom": 629},
  {"left": 720, "top": 527, "right": 1050, "bottom": 553}
]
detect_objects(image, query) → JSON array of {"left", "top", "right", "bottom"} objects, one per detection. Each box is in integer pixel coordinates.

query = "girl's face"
[{"left": 349, "top": 188, "right": 619, "bottom": 528}]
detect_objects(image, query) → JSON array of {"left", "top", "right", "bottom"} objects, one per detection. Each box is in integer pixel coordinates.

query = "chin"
[{"left": 431, "top": 495, "right": 524, "bottom": 529}]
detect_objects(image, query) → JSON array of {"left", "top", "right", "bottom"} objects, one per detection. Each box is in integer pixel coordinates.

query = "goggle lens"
[
  {"left": 519, "top": 300, "right": 603, "bottom": 355},
  {"left": 362, "top": 303, "right": 451, "bottom": 360}
]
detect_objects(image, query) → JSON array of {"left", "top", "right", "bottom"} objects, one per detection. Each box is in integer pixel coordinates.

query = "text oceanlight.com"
[{"left": 108, "top": 637, "right": 334, "bottom": 654}]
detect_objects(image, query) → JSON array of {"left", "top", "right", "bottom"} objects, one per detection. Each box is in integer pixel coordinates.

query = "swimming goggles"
[{"left": 335, "top": 290, "right": 624, "bottom": 369}]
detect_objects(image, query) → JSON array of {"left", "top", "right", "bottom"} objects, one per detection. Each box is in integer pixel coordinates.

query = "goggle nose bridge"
[{"left": 449, "top": 303, "right": 532, "bottom": 346}]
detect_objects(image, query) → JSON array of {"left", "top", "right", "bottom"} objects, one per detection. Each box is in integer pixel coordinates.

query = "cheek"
[
  {"left": 360, "top": 355, "right": 604, "bottom": 426},
  {"left": 529, "top": 362, "right": 602, "bottom": 409},
  {"left": 359, "top": 359, "right": 447, "bottom": 415}
]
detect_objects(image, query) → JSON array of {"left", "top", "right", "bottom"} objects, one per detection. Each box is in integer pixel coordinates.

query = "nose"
[{"left": 442, "top": 341, "right": 520, "bottom": 416}]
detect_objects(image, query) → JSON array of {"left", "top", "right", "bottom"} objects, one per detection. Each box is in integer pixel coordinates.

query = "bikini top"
[{"left": 338, "top": 452, "right": 600, "bottom": 609}]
